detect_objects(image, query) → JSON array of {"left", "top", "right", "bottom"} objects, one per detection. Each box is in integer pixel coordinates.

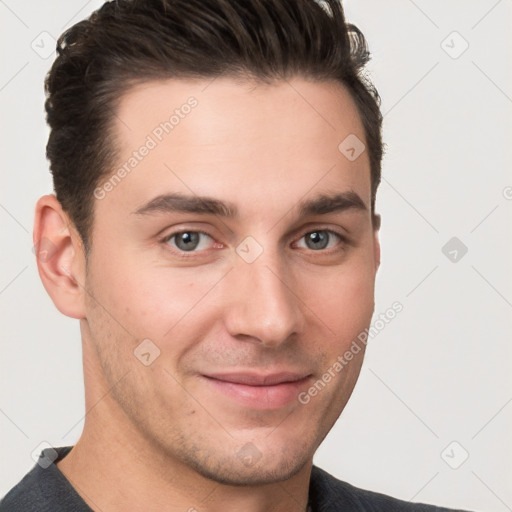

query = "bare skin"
[{"left": 34, "top": 76, "right": 380, "bottom": 512}]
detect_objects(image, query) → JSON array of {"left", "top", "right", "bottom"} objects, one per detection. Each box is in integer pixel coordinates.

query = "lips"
[
  {"left": 205, "top": 371, "right": 309, "bottom": 386},
  {"left": 201, "top": 371, "right": 312, "bottom": 409}
]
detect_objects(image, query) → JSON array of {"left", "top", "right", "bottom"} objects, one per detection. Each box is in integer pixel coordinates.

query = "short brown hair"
[{"left": 44, "top": 0, "right": 383, "bottom": 255}]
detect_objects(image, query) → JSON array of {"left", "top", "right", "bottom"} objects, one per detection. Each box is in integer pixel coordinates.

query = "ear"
[
  {"left": 33, "top": 194, "right": 87, "bottom": 319},
  {"left": 372, "top": 213, "right": 381, "bottom": 272}
]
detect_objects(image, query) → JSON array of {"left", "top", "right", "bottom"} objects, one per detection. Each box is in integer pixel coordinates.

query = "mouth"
[{"left": 201, "top": 371, "right": 312, "bottom": 409}]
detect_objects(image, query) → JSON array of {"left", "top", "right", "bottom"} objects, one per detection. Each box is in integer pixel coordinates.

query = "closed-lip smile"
[{"left": 201, "top": 371, "right": 312, "bottom": 409}]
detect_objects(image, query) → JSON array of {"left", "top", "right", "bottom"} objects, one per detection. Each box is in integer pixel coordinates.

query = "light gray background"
[{"left": 1, "top": 1, "right": 511, "bottom": 510}]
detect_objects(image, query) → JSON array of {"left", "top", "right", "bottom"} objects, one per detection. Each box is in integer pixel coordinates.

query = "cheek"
[
  {"left": 302, "top": 262, "right": 376, "bottom": 338},
  {"left": 92, "top": 248, "right": 206, "bottom": 328},
  {"left": 90, "top": 257, "right": 231, "bottom": 375}
]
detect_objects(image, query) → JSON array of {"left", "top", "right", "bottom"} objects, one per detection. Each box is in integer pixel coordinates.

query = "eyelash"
[{"left": 160, "top": 228, "right": 349, "bottom": 259}]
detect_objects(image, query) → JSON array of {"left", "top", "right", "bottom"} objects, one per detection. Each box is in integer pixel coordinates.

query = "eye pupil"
[
  {"left": 175, "top": 232, "right": 200, "bottom": 251},
  {"left": 306, "top": 231, "right": 329, "bottom": 250}
]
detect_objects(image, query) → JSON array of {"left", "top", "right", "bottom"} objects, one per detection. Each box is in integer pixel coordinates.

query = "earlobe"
[{"left": 33, "top": 194, "right": 87, "bottom": 319}]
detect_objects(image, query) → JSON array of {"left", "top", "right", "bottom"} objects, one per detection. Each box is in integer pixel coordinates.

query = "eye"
[
  {"left": 162, "top": 230, "right": 217, "bottom": 252},
  {"left": 295, "top": 230, "right": 344, "bottom": 251}
]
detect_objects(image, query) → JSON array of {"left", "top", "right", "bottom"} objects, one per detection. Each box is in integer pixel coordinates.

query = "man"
[{"left": 1, "top": 0, "right": 473, "bottom": 511}]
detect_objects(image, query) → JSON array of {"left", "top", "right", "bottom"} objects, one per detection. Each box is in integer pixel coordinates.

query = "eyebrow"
[{"left": 131, "top": 191, "right": 367, "bottom": 218}]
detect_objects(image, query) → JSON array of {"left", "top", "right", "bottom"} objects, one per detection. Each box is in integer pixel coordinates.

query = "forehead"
[
  {"left": 114, "top": 76, "right": 365, "bottom": 148},
  {"left": 98, "top": 76, "right": 370, "bottom": 222}
]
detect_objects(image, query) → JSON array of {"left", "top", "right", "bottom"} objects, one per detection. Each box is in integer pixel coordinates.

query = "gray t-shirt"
[{"left": 1, "top": 446, "right": 471, "bottom": 511}]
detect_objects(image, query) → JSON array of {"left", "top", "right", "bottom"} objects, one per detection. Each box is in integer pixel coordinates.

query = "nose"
[{"left": 223, "top": 251, "right": 305, "bottom": 348}]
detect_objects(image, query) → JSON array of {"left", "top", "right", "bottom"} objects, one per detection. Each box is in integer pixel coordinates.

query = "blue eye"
[
  {"left": 164, "top": 231, "right": 214, "bottom": 252},
  {"left": 160, "top": 228, "right": 347, "bottom": 259},
  {"left": 296, "top": 230, "right": 343, "bottom": 251}
]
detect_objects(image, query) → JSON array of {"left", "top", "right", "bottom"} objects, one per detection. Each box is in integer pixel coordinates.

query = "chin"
[{"left": 180, "top": 446, "right": 312, "bottom": 487}]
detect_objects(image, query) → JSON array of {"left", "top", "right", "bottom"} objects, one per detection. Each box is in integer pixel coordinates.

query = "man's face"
[{"left": 82, "top": 77, "right": 380, "bottom": 484}]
